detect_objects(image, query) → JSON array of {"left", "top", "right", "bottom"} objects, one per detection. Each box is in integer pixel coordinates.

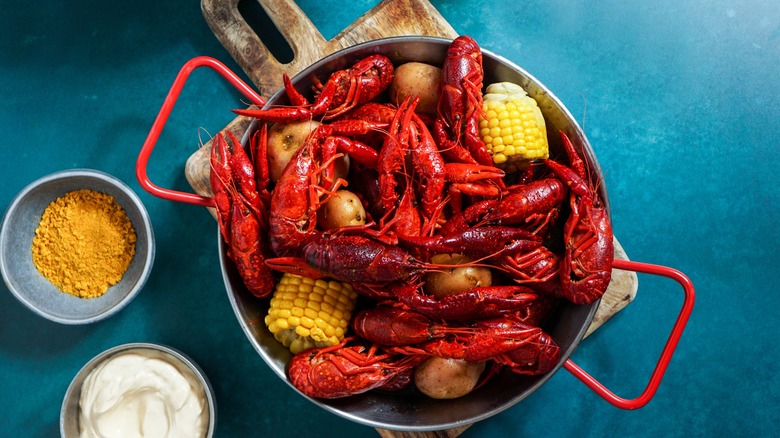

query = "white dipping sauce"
[{"left": 79, "top": 351, "right": 207, "bottom": 438}]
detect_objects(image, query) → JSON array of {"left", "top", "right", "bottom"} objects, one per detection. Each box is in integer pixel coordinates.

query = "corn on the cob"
[
  {"left": 479, "top": 82, "right": 549, "bottom": 172},
  {"left": 265, "top": 273, "right": 358, "bottom": 354}
]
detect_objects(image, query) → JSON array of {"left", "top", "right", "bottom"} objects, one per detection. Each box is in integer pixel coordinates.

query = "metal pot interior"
[{"left": 220, "top": 36, "right": 605, "bottom": 431}]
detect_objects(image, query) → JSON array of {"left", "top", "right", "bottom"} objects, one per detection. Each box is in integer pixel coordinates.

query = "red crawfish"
[
  {"left": 544, "top": 131, "right": 614, "bottom": 305},
  {"left": 439, "top": 177, "right": 568, "bottom": 238},
  {"left": 233, "top": 54, "right": 394, "bottom": 123},
  {"left": 353, "top": 307, "right": 560, "bottom": 375},
  {"left": 383, "top": 283, "right": 541, "bottom": 321},
  {"left": 287, "top": 337, "right": 427, "bottom": 399},
  {"left": 265, "top": 234, "right": 446, "bottom": 284},
  {"left": 433, "top": 35, "right": 495, "bottom": 167},
  {"left": 209, "top": 129, "right": 274, "bottom": 298},
  {"left": 376, "top": 96, "right": 422, "bottom": 229}
]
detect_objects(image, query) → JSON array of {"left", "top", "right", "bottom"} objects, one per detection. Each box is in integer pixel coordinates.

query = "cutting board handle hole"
[{"left": 237, "top": 0, "right": 294, "bottom": 63}]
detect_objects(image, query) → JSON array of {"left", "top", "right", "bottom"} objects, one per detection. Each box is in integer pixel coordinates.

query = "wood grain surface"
[{"left": 189, "top": 1, "right": 639, "bottom": 436}]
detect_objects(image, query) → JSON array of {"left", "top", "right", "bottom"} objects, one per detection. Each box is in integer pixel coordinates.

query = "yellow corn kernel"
[
  {"left": 264, "top": 273, "right": 358, "bottom": 354},
  {"left": 479, "top": 82, "right": 549, "bottom": 172}
]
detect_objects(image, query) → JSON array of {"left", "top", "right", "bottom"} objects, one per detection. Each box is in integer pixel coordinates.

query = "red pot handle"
[
  {"left": 564, "top": 258, "right": 695, "bottom": 409},
  {"left": 136, "top": 56, "right": 265, "bottom": 206}
]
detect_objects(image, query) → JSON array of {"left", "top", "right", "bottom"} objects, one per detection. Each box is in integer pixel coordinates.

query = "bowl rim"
[
  {"left": 0, "top": 168, "right": 156, "bottom": 324},
  {"left": 60, "top": 342, "right": 216, "bottom": 438}
]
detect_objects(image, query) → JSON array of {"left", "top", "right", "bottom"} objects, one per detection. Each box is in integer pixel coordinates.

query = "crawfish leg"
[
  {"left": 330, "top": 136, "right": 379, "bottom": 168},
  {"left": 559, "top": 130, "right": 587, "bottom": 180},
  {"left": 232, "top": 106, "right": 315, "bottom": 123}
]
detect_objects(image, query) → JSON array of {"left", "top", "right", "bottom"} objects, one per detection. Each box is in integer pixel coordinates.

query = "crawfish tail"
[
  {"left": 498, "top": 245, "right": 561, "bottom": 295},
  {"left": 352, "top": 307, "right": 436, "bottom": 346}
]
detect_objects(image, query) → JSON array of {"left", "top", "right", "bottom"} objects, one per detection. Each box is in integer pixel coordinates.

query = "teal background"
[{"left": 1, "top": 0, "right": 778, "bottom": 436}]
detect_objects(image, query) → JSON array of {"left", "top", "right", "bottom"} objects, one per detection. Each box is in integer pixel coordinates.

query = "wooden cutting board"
[{"left": 187, "top": 1, "right": 639, "bottom": 436}]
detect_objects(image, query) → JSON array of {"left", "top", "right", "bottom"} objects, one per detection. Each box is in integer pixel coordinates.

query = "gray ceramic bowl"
[
  {"left": 0, "top": 169, "right": 155, "bottom": 324},
  {"left": 60, "top": 342, "right": 216, "bottom": 438}
]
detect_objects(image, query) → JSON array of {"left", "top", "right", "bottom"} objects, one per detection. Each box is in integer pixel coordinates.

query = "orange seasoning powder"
[{"left": 31, "top": 189, "right": 136, "bottom": 298}]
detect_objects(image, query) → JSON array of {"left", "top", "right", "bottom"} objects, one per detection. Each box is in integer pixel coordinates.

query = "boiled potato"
[
  {"left": 389, "top": 62, "right": 442, "bottom": 114},
  {"left": 317, "top": 190, "right": 367, "bottom": 230},
  {"left": 423, "top": 253, "right": 492, "bottom": 299},
  {"left": 414, "top": 357, "right": 486, "bottom": 399},
  {"left": 267, "top": 119, "right": 351, "bottom": 184},
  {"left": 267, "top": 120, "right": 320, "bottom": 182}
]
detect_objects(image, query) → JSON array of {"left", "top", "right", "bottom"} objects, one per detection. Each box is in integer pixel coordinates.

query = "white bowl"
[
  {"left": 60, "top": 342, "right": 216, "bottom": 438},
  {"left": 0, "top": 169, "right": 155, "bottom": 324}
]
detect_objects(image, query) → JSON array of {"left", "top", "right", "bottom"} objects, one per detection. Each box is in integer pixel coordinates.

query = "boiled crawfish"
[
  {"left": 353, "top": 307, "right": 560, "bottom": 375},
  {"left": 233, "top": 54, "right": 394, "bottom": 122},
  {"left": 287, "top": 336, "right": 426, "bottom": 399},
  {"left": 267, "top": 234, "right": 464, "bottom": 284},
  {"left": 439, "top": 177, "right": 568, "bottom": 237},
  {"left": 434, "top": 35, "right": 495, "bottom": 167},
  {"left": 544, "top": 131, "right": 614, "bottom": 304},
  {"left": 371, "top": 283, "right": 541, "bottom": 322},
  {"left": 210, "top": 130, "right": 274, "bottom": 298}
]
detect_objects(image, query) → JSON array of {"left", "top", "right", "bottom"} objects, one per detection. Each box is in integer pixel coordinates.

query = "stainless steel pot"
[
  {"left": 226, "top": 36, "right": 602, "bottom": 431},
  {"left": 137, "top": 35, "right": 695, "bottom": 433}
]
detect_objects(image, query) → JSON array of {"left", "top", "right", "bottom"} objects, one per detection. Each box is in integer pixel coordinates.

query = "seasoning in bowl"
[
  {"left": 78, "top": 350, "right": 208, "bottom": 437},
  {"left": 31, "top": 188, "right": 136, "bottom": 298}
]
